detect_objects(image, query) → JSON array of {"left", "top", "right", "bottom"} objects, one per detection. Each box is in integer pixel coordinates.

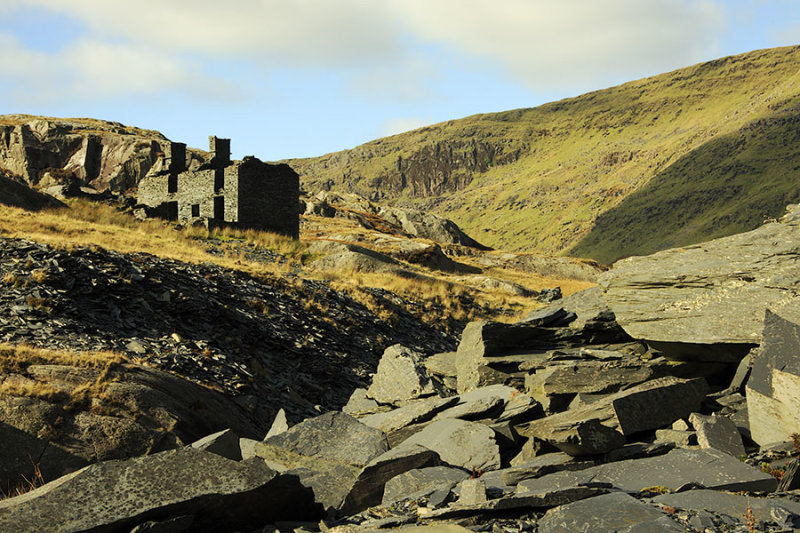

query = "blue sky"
[{"left": 0, "top": 1, "right": 798, "bottom": 160}]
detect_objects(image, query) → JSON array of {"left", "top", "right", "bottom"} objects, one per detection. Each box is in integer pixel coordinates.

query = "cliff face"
[{"left": 0, "top": 115, "right": 173, "bottom": 194}]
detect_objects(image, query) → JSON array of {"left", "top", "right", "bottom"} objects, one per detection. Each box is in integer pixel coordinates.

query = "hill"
[{"left": 288, "top": 46, "right": 800, "bottom": 263}]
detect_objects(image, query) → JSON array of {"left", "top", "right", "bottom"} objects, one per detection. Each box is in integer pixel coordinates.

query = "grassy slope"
[{"left": 290, "top": 46, "right": 800, "bottom": 261}]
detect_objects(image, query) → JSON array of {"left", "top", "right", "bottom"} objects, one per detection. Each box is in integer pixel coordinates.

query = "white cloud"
[
  {"left": 378, "top": 117, "right": 432, "bottom": 137},
  {"left": 387, "top": 0, "right": 725, "bottom": 91}
]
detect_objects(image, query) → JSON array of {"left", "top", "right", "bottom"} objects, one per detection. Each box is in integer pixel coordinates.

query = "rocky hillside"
[
  {"left": 288, "top": 46, "right": 800, "bottom": 263},
  {"left": 2, "top": 203, "right": 800, "bottom": 532}
]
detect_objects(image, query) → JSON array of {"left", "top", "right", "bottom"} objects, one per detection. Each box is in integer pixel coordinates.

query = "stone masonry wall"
[{"left": 236, "top": 158, "right": 299, "bottom": 237}]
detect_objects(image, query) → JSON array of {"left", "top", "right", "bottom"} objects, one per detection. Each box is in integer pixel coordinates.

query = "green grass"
[{"left": 289, "top": 45, "right": 800, "bottom": 262}]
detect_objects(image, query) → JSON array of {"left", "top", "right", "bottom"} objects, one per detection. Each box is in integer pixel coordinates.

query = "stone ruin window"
[
  {"left": 166, "top": 201, "right": 178, "bottom": 221},
  {"left": 214, "top": 169, "right": 224, "bottom": 192},
  {"left": 213, "top": 196, "right": 224, "bottom": 221},
  {"left": 191, "top": 204, "right": 200, "bottom": 218},
  {"left": 168, "top": 174, "right": 178, "bottom": 194}
]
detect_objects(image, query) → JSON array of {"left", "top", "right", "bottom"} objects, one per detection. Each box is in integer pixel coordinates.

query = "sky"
[{"left": 0, "top": 1, "right": 798, "bottom": 161}]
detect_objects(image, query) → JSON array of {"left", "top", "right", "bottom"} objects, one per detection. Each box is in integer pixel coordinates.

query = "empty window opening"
[
  {"left": 168, "top": 174, "right": 178, "bottom": 193},
  {"left": 166, "top": 201, "right": 178, "bottom": 221},
  {"left": 214, "top": 196, "right": 225, "bottom": 221},
  {"left": 191, "top": 204, "right": 200, "bottom": 217},
  {"left": 214, "top": 169, "right": 224, "bottom": 191}
]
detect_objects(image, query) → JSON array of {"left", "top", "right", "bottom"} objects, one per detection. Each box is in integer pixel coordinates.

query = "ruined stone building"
[{"left": 137, "top": 136, "right": 299, "bottom": 238}]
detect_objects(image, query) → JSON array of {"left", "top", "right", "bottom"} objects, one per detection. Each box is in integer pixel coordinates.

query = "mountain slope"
[{"left": 288, "top": 46, "right": 800, "bottom": 261}]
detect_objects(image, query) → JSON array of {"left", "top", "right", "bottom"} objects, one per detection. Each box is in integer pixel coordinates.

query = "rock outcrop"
[
  {"left": 599, "top": 204, "right": 800, "bottom": 360},
  {"left": 0, "top": 115, "right": 182, "bottom": 195}
]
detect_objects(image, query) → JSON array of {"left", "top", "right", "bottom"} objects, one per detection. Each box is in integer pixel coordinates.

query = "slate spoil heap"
[{"left": 1, "top": 205, "right": 800, "bottom": 532}]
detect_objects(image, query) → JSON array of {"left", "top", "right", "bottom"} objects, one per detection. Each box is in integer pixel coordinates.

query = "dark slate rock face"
[
  {"left": 263, "top": 412, "right": 388, "bottom": 468},
  {"left": 0, "top": 447, "right": 322, "bottom": 533},
  {"left": 599, "top": 204, "right": 800, "bottom": 359},
  {"left": 537, "top": 492, "right": 667, "bottom": 533},
  {"left": 746, "top": 310, "right": 800, "bottom": 446}
]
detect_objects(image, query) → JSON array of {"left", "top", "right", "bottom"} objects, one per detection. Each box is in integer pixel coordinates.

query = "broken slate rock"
[
  {"left": 382, "top": 466, "right": 469, "bottom": 505},
  {"left": 522, "top": 377, "right": 708, "bottom": 447},
  {"left": 343, "top": 388, "right": 388, "bottom": 417},
  {"left": 599, "top": 204, "right": 800, "bottom": 357},
  {"left": 360, "top": 396, "right": 458, "bottom": 435},
  {"left": 0, "top": 447, "right": 321, "bottom": 533},
  {"left": 367, "top": 344, "right": 439, "bottom": 405},
  {"left": 537, "top": 418, "right": 626, "bottom": 457},
  {"left": 398, "top": 418, "right": 500, "bottom": 472},
  {"left": 537, "top": 492, "right": 667, "bottom": 533},
  {"left": 264, "top": 411, "right": 388, "bottom": 467},
  {"left": 688, "top": 412, "right": 745, "bottom": 457},
  {"left": 340, "top": 444, "right": 440, "bottom": 515},
  {"left": 747, "top": 310, "right": 800, "bottom": 446},
  {"left": 517, "top": 448, "right": 777, "bottom": 494},
  {"left": 190, "top": 428, "right": 242, "bottom": 461},
  {"left": 653, "top": 490, "right": 800, "bottom": 525},
  {"left": 264, "top": 408, "right": 289, "bottom": 440}
]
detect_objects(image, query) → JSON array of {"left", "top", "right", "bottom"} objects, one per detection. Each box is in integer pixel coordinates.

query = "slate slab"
[
  {"left": 340, "top": 444, "right": 440, "bottom": 515},
  {"left": 599, "top": 204, "right": 800, "bottom": 356},
  {"left": 190, "top": 428, "right": 242, "bottom": 461},
  {"left": 398, "top": 418, "right": 500, "bottom": 472},
  {"left": 653, "top": 489, "right": 800, "bottom": 524},
  {"left": 0, "top": 448, "right": 321, "bottom": 532},
  {"left": 382, "top": 466, "right": 469, "bottom": 505},
  {"left": 747, "top": 310, "right": 800, "bottom": 445},
  {"left": 517, "top": 448, "right": 777, "bottom": 494},
  {"left": 689, "top": 412, "right": 745, "bottom": 457},
  {"left": 361, "top": 396, "right": 458, "bottom": 435},
  {"left": 367, "top": 344, "right": 438, "bottom": 405},
  {"left": 537, "top": 492, "right": 666, "bottom": 533},
  {"left": 264, "top": 411, "right": 388, "bottom": 467}
]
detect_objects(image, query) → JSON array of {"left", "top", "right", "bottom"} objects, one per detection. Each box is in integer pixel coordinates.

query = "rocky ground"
[{"left": 1, "top": 205, "right": 799, "bottom": 531}]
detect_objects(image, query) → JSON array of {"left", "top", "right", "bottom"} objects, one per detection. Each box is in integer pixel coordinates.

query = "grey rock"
[
  {"left": 342, "top": 388, "right": 387, "bottom": 417},
  {"left": 778, "top": 459, "right": 800, "bottom": 491},
  {"left": 527, "top": 287, "right": 611, "bottom": 330},
  {"left": 264, "top": 408, "right": 289, "bottom": 440},
  {"left": 747, "top": 311, "right": 800, "bottom": 446},
  {"left": 653, "top": 489, "right": 800, "bottom": 524},
  {"left": 457, "top": 478, "right": 487, "bottom": 505},
  {"left": 423, "top": 351, "right": 458, "bottom": 379},
  {"left": 0, "top": 447, "right": 321, "bottom": 532},
  {"left": 382, "top": 466, "right": 469, "bottom": 505},
  {"left": 523, "top": 377, "right": 708, "bottom": 446},
  {"left": 422, "top": 486, "right": 607, "bottom": 519},
  {"left": 517, "top": 448, "right": 777, "bottom": 494},
  {"left": 688, "top": 412, "right": 745, "bottom": 457},
  {"left": 434, "top": 384, "right": 525, "bottom": 422},
  {"left": 360, "top": 396, "right": 458, "bottom": 435},
  {"left": 618, "top": 515, "right": 686, "bottom": 532},
  {"left": 264, "top": 412, "right": 388, "bottom": 467},
  {"left": 544, "top": 418, "right": 626, "bottom": 456},
  {"left": 129, "top": 515, "right": 195, "bottom": 533},
  {"left": 502, "top": 453, "right": 595, "bottom": 486},
  {"left": 537, "top": 492, "right": 666, "bottom": 533},
  {"left": 367, "top": 345, "right": 439, "bottom": 405},
  {"left": 190, "top": 428, "right": 242, "bottom": 461},
  {"left": 599, "top": 204, "right": 800, "bottom": 357},
  {"left": 340, "top": 444, "right": 440, "bottom": 515},
  {"left": 654, "top": 429, "right": 695, "bottom": 447},
  {"left": 285, "top": 465, "right": 360, "bottom": 512},
  {"left": 378, "top": 206, "right": 487, "bottom": 248},
  {"left": 399, "top": 418, "right": 500, "bottom": 472}
]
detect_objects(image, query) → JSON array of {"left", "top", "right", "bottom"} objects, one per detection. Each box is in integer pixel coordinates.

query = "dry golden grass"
[{"left": 0, "top": 200, "right": 306, "bottom": 277}]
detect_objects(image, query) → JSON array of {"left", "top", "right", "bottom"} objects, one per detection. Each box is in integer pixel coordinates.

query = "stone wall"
[{"left": 236, "top": 158, "right": 299, "bottom": 237}]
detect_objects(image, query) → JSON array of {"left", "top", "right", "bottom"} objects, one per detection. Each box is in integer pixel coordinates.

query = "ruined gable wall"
[{"left": 236, "top": 159, "right": 299, "bottom": 237}]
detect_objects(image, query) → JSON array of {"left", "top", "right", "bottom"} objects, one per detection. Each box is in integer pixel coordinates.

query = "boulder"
[
  {"left": 264, "top": 412, "right": 388, "bottom": 467},
  {"left": 264, "top": 408, "right": 289, "bottom": 440},
  {"left": 688, "top": 412, "right": 745, "bottom": 457},
  {"left": 653, "top": 490, "right": 800, "bottom": 525},
  {"left": 0, "top": 447, "right": 321, "bottom": 532},
  {"left": 382, "top": 466, "right": 469, "bottom": 505},
  {"left": 517, "top": 448, "right": 777, "bottom": 494},
  {"left": 522, "top": 377, "right": 708, "bottom": 447},
  {"left": 190, "top": 429, "right": 241, "bottom": 461},
  {"left": 537, "top": 492, "right": 667, "bottom": 533},
  {"left": 746, "top": 311, "right": 800, "bottom": 446},
  {"left": 367, "top": 345, "right": 439, "bottom": 405},
  {"left": 340, "top": 444, "right": 440, "bottom": 515},
  {"left": 398, "top": 418, "right": 500, "bottom": 472},
  {"left": 378, "top": 206, "right": 487, "bottom": 249},
  {"left": 360, "top": 396, "right": 458, "bottom": 436},
  {"left": 342, "top": 388, "right": 387, "bottom": 417},
  {"left": 599, "top": 204, "right": 800, "bottom": 359},
  {"left": 533, "top": 418, "right": 626, "bottom": 457}
]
